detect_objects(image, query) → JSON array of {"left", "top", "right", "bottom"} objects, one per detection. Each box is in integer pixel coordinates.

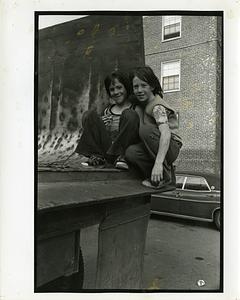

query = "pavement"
[
  {"left": 81, "top": 215, "right": 220, "bottom": 290},
  {"left": 143, "top": 215, "right": 220, "bottom": 291}
]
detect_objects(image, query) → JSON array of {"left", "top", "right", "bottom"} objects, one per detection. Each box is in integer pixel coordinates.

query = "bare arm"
[{"left": 151, "top": 105, "right": 171, "bottom": 184}]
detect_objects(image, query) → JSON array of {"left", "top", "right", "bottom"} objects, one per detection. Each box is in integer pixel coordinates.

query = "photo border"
[{"left": 35, "top": 10, "right": 224, "bottom": 294}]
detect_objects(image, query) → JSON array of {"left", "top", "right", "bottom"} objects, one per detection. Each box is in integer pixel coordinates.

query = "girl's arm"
[{"left": 151, "top": 105, "right": 171, "bottom": 184}]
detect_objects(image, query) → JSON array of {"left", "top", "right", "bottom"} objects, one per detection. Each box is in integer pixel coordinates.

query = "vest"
[{"left": 143, "top": 95, "right": 182, "bottom": 143}]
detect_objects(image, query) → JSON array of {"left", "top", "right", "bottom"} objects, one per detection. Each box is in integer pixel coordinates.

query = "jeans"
[
  {"left": 125, "top": 124, "right": 181, "bottom": 181},
  {"left": 75, "top": 109, "right": 140, "bottom": 161}
]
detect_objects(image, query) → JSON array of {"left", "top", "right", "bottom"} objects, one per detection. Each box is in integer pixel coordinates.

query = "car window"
[
  {"left": 184, "top": 176, "right": 210, "bottom": 191},
  {"left": 176, "top": 175, "right": 185, "bottom": 189}
]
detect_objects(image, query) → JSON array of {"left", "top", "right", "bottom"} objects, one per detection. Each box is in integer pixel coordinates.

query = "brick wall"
[{"left": 143, "top": 15, "right": 222, "bottom": 174}]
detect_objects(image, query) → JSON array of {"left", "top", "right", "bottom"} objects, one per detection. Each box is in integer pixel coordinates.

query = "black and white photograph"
[
  {"left": 36, "top": 12, "right": 222, "bottom": 292},
  {"left": 1, "top": 0, "right": 240, "bottom": 299}
]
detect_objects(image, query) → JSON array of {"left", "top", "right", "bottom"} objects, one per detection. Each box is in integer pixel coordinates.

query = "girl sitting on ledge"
[
  {"left": 75, "top": 70, "right": 139, "bottom": 170},
  {"left": 125, "top": 66, "right": 183, "bottom": 188}
]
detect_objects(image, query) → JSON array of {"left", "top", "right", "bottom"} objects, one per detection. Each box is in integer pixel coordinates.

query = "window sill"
[
  {"left": 162, "top": 36, "right": 181, "bottom": 43},
  {"left": 163, "top": 89, "right": 181, "bottom": 94}
]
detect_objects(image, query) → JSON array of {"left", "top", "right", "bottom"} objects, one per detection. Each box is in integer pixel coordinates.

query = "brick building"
[{"left": 143, "top": 15, "right": 222, "bottom": 175}]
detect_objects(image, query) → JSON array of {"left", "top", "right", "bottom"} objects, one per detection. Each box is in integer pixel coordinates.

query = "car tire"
[{"left": 214, "top": 209, "right": 221, "bottom": 231}]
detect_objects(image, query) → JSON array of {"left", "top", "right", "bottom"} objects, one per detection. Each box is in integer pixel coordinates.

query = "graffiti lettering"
[
  {"left": 91, "top": 24, "right": 100, "bottom": 37},
  {"left": 85, "top": 45, "right": 94, "bottom": 56},
  {"left": 77, "top": 28, "right": 85, "bottom": 36},
  {"left": 109, "top": 26, "right": 116, "bottom": 36}
]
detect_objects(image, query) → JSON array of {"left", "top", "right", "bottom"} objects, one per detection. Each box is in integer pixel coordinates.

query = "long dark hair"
[
  {"left": 104, "top": 70, "right": 131, "bottom": 98},
  {"left": 129, "top": 66, "right": 163, "bottom": 98}
]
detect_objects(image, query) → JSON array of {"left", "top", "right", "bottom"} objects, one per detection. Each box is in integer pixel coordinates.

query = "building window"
[
  {"left": 162, "top": 16, "right": 181, "bottom": 41},
  {"left": 161, "top": 60, "right": 181, "bottom": 93}
]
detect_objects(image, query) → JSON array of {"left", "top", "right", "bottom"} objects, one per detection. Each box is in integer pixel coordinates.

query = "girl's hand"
[
  {"left": 101, "top": 114, "right": 113, "bottom": 126},
  {"left": 151, "top": 161, "right": 163, "bottom": 185}
]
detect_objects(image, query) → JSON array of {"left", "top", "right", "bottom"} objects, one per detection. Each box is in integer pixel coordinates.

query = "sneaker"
[
  {"left": 83, "top": 155, "right": 106, "bottom": 167},
  {"left": 115, "top": 156, "right": 129, "bottom": 170},
  {"left": 142, "top": 179, "right": 170, "bottom": 189}
]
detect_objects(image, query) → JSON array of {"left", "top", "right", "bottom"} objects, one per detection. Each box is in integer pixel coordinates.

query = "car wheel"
[{"left": 214, "top": 210, "right": 221, "bottom": 231}]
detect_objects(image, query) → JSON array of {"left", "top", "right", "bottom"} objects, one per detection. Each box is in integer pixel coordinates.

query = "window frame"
[
  {"left": 182, "top": 176, "right": 211, "bottom": 192},
  {"left": 161, "top": 59, "right": 181, "bottom": 93},
  {"left": 176, "top": 175, "right": 186, "bottom": 189},
  {"left": 162, "top": 16, "right": 182, "bottom": 42}
]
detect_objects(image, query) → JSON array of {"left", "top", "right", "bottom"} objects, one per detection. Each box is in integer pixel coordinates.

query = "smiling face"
[
  {"left": 132, "top": 76, "right": 154, "bottom": 103},
  {"left": 109, "top": 78, "right": 127, "bottom": 105}
]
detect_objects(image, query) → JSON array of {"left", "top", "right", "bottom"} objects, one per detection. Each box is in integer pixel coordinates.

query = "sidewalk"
[
  {"left": 81, "top": 215, "right": 220, "bottom": 290},
  {"left": 143, "top": 216, "right": 220, "bottom": 290}
]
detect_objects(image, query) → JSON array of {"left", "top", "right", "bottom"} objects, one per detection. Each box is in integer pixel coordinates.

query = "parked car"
[{"left": 151, "top": 172, "right": 221, "bottom": 230}]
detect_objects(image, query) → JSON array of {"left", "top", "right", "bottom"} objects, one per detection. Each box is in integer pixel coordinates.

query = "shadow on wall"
[{"left": 37, "top": 15, "right": 145, "bottom": 165}]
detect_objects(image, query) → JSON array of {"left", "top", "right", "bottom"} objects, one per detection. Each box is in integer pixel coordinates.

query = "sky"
[{"left": 38, "top": 15, "right": 87, "bottom": 29}]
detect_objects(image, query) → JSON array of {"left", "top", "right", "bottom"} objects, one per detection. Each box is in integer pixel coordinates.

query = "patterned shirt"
[
  {"left": 101, "top": 104, "right": 133, "bottom": 140},
  {"left": 152, "top": 104, "right": 182, "bottom": 144},
  {"left": 152, "top": 105, "right": 168, "bottom": 126}
]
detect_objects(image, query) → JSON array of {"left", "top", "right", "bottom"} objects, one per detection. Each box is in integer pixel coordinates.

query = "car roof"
[{"left": 176, "top": 172, "right": 221, "bottom": 190}]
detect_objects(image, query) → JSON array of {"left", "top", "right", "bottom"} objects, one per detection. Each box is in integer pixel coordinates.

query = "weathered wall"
[
  {"left": 38, "top": 15, "right": 144, "bottom": 165},
  {"left": 143, "top": 15, "right": 222, "bottom": 175}
]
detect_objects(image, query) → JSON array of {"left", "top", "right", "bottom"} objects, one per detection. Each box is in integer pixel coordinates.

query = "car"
[{"left": 151, "top": 172, "right": 221, "bottom": 230}]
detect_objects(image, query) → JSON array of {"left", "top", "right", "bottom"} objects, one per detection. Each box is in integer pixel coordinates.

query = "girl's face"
[
  {"left": 132, "top": 76, "right": 154, "bottom": 103},
  {"left": 109, "top": 78, "right": 127, "bottom": 105}
]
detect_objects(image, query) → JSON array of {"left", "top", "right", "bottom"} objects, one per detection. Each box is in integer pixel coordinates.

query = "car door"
[
  {"left": 151, "top": 175, "right": 185, "bottom": 215},
  {"left": 177, "top": 175, "right": 217, "bottom": 220}
]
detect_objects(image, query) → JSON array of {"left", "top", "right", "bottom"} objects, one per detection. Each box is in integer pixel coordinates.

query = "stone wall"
[
  {"left": 143, "top": 15, "right": 222, "bottom": 174},
  {"left": 38, "top": 15, "right": 144, "bottom": 165}
]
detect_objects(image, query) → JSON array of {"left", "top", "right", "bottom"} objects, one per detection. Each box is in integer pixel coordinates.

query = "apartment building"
[{"left": 143, "top": 15, "right": 222, "bottom": 175}]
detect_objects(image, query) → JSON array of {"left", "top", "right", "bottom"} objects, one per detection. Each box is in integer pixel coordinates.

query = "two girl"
[{"left": 76, "top": 66, "right": 182, "bottom": 187}]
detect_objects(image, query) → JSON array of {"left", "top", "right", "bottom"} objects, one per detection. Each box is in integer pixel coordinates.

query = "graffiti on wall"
[{"left": 38, "top": 15, "right": 145, "bottom": 165}]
